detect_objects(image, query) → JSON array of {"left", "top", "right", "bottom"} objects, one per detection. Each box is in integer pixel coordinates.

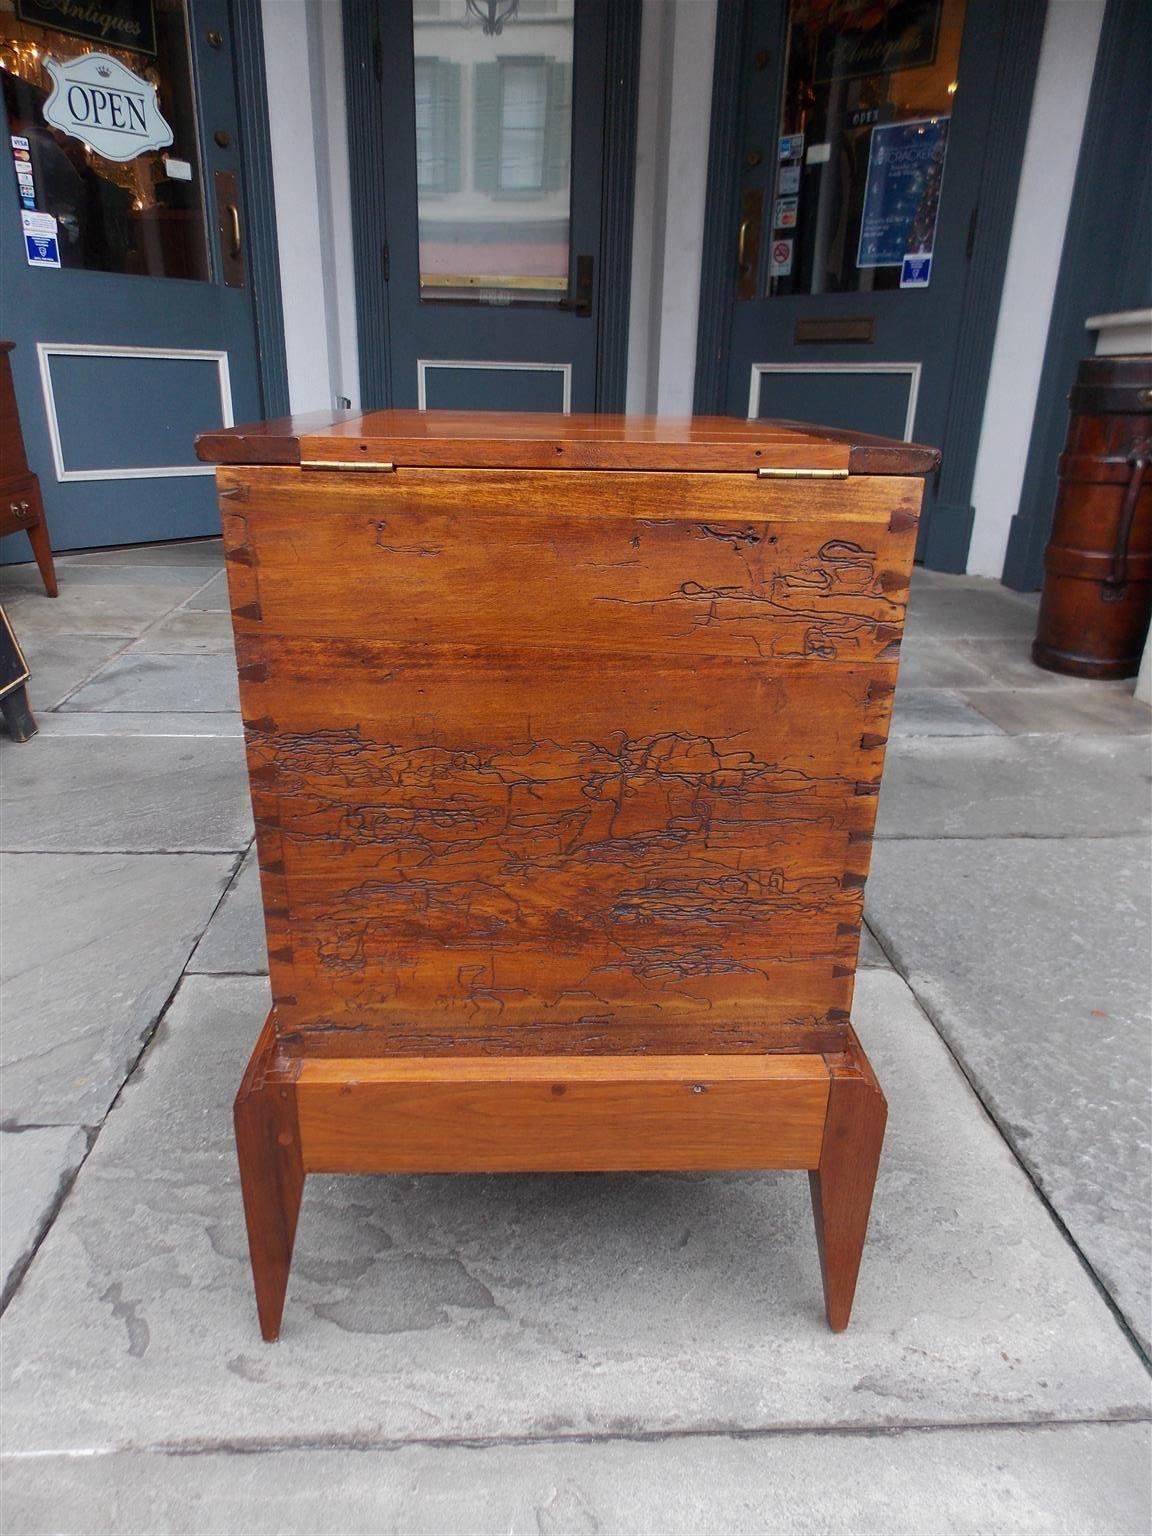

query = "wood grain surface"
[
  {"left": 222, "top": 463, "right": 919, "bottom": 1058},
  {"left": 198, "top": 408, "right": 942, "bottom": 476},
  {"left": 296, "top": 1052, "right": 831, "bottom": 1173}
]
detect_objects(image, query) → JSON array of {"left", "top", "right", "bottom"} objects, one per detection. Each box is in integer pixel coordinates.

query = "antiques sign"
[
  {"left": 16, "top": 0, "right": 157, "bottom": 57},
  {"left": 815, "top": 0, "right": 942, "bottom": 84},
  {"left": 42, "top": 52, "right": 173, "bottom": 162}
]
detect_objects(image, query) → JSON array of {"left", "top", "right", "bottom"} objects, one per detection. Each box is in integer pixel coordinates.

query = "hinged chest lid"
[{"left": 197, "top": 409, "right": 941, "bottom": 477}]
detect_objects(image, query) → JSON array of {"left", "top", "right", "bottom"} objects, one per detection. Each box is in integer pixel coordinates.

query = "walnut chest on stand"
[{"left": 196, "top": 410, "right": 939, "bottom": 1341}]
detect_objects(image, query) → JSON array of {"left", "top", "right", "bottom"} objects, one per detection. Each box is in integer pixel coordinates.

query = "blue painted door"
[
  {"left": 365, "top": 0, "right": 610, "bottom": 414},
  {"left": 720, "top": 0, "right": 1019, "bottom": 559},
  {"left": 0, "top": 0, "right": 262, "bottom": 553}
]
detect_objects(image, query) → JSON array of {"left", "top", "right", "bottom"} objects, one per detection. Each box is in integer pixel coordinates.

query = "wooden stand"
[
  {"left": 236, "top": 1013, "right": 885, "bottom": 1341},
  {"left": 1, "top": 342, "right": 57, "bottom": 598},
  {"left": 198, "top": 410, "right": 936, "bottom": 1340}
]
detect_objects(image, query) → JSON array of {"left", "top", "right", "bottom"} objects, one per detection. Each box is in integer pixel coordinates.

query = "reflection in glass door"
[
  {"left": 414, "top": 0, "right": 574, "bottom": 304},
  {"left": 356, "top": 0, "right": 628, "bottom": 414}
]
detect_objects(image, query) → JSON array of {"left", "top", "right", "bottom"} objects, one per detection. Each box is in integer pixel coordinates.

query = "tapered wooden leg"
[
  {"left": 24, "top": 488, "right": 58, "bottom": 597},
  {"left": 810, "top": 1029, "right": 887, "bottom": 1331},
  {"left": 234, "top": 1015, "right": 303, "bottom": 1341}
]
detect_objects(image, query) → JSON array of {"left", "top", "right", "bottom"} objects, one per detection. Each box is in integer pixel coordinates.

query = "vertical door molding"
[
  {"left": 344, "top": 0, "right": 392, "bottom": 410},
  {"left": 594, "top": 0, "right": 641, "bottom": 411},
  {"left": 694, "top": 0, "right": 749, "bottom": 416},
  {"left": 694, "top": 0, "right": 1047, "bottom": 576},
  {"left": 232, "top": 0, "right": 290, "bottom": 419},
  {"left": 1002, "top": 0, "right": 1152, "bottom": 589},
  {"left": 922, "top": 0, "right": 1046, "bottom": 571}
]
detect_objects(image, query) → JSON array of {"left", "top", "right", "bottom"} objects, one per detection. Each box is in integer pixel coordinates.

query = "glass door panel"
[
  {"left": 1, "top": 1, "right": 209, "bottom": 280},
  {"left": 769, "top": 0, "right": 966, "bottom": 296},
  {"left": 413, "top": 0, "right": 573, "bottom": 304}
]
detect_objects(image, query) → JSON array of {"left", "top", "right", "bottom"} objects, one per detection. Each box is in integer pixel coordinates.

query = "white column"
[
  {"left": 261, "top": 0, "right": 359, "bottom": 413},
  {"left": 965, "top": 0, "right": 1107, "bottom": 579},
  {"left": 626, "top": 0, "right": 718, "bottom": 416}
]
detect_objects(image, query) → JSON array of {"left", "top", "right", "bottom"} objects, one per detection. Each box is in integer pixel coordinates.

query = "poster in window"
[{"left": 856, "top": 115, "right": 948, "bottom": 273}]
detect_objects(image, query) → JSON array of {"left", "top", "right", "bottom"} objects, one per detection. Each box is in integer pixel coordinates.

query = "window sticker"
[{"left": 22, "top": 210, "right": 60, "bottom": 267}]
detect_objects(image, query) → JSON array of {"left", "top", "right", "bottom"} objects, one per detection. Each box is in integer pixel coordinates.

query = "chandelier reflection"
[{"left": 465, "top": 0, "right": 520, "bottom": 36}]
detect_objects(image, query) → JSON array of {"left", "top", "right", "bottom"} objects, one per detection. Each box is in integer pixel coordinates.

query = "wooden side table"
[
  {"left": 197, "top": 410, "right": 940, "bottom": 1340},
  {"left": 1, "top": 342, "right": 57, "bottom": 598}
]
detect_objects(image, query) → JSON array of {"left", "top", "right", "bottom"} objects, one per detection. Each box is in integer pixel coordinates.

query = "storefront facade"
[{"left": 0, "top": 0, "right": 1147, "bottom": 583}]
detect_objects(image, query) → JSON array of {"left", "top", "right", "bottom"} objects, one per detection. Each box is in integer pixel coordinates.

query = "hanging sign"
[
  {"left": 15, "top": 0, "right": 157, "bottom": 57},
  {"left": 814, "top": 0, "right": 942, "bottom": 84},
  {"left": 42, "top": 53, "right": 173, "bottom": 162},
  {"left": 856, "top": 116, "right": 948, "bottom": 274}
]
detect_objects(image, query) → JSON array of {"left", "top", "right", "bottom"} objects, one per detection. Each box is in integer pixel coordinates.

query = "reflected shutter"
[
  {"left": 473, "top": 62, "right": 500, "bottom": 192},
  {"left": 542, "top": 62, "right": 571, "bottom": 192},
  {"left": 440, "top": 61, "right": 461, "bottom": 193}
]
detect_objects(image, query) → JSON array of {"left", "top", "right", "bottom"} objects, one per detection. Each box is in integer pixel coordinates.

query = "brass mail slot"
[{"left": 794, "top": 317, "right": 876, "bottom": 345}]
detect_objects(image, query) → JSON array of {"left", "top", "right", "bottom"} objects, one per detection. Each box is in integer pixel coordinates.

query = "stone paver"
[
  {"left": 876, "top": 735, "right": 1151, "bottom": 839},
  {"left": 0, "top": 1126, "right": 88, "bottom": 1307},
  {"left": 903, "top": 580, "right": 1039, "bottom": 640},
  {"left": 2, "top": 1423, "right": 1149, "bottom": 1536},
  {"left": 964, "top": 682, "right": 1151, "bottom": 735},
  {"left": 0, "top": 735, "right": 253, "bottom": 851},
  {"left": 127, "top": 608, "right": 236, "bottom": 654},
  {"left": 37, "top": 712, "right": 244, "bottom": 738},
  {"left": 0, "top": 852, "right": 236, "bottom": 1125},
  {"left": 867, "top": 835, "right": 1152, "bottom": 1353},
  {"left": 184, "top": 571, "right": 231, "bottom": 610},
  {"left": 857, "top": 921, "right": 889, "bottom": 967},
  {"left": 13, "top": 631, "right": 133, "bottom": 711},
  {"left": 188, "top": 848, "right": 266, "bottom": 974},
  {"left": 60, "top": 654, "right": 241, "bottom": 714},
  {"left": 65, "top": 539, "right": 224, "bottom": 568},
  {"left": 2, "top": 971, "right": 1147, "bottom": 1455},
  {"left": 0, "top": 580, "right": 214, "bottom": 637},
  {"left": 890, "top": 687, "right": 1001, "bottom": 737},
  {"left": 0, "top": 550, "right": 1148, "bottom": 1529}
]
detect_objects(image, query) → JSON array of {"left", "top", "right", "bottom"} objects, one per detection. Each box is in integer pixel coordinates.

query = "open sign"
[{"left": 42, "top": 53, "right": 173, "bottom": 163}]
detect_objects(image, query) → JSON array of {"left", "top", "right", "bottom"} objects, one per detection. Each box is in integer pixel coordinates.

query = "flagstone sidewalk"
[{"left": 1, "top": 543, "right": 1149, "bottom": 1534}]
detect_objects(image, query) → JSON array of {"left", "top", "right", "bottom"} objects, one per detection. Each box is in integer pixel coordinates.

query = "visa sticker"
[{"left": 778, "top": 132, "right": 804, "bottom": 161}]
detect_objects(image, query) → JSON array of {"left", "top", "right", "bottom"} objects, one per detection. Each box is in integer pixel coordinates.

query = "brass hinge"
[
  {"left": 300, "top": 459, "right": 396, "bottom": 472},
  {"left": 757, "top": 466, "right": 850, "bottom": 480}
]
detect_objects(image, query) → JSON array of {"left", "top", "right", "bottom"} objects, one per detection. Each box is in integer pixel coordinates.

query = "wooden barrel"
[{"left": 1033, "top": 355, "right": 1152, "bottom": 679}]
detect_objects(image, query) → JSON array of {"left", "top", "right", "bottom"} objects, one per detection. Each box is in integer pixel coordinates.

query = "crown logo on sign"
[{"left": 97, "top": 64, "right": 111, "bottom": 77}]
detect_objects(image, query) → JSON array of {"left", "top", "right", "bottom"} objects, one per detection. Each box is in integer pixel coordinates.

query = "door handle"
[
  {"left": 226, "top": 203, "right": 241, "bottom": 260},
  {"left": 559, "top": 254, "right": 593, "bottom": 317},
  {"left": 736, "top": 189, "right": 763, "bottom": 300},
  {"left": 737, "top": 217, "right": 754, "bottom": 273},
  {"left": 214, "top": 169, "right": 245, "bottom": 289}
]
